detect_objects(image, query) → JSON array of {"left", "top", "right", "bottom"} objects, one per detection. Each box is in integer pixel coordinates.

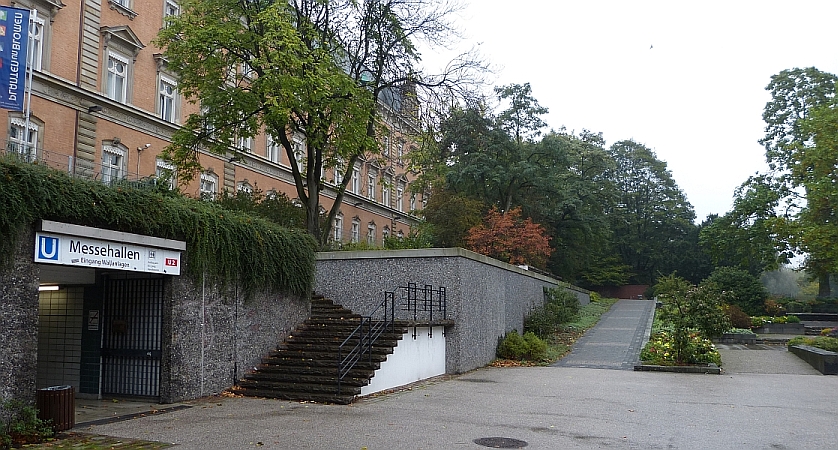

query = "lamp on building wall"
[{"left": 87, "top": 105, "right": 102, "bottom": 113}]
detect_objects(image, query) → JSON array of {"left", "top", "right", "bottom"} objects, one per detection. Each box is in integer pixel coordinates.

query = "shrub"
[
  {"left": 787, "top": 336, "right": 838, "bottom": 353},
  {"left": 724, "top": 304, "right": 752, "bottom": 329},
  {"left": 640, "top": 331, "right": 721, "bottom": 366},
  {"left": 1, "top": 399, "right": 54, "bottom": 448},
  {"left": 524, "top": 288, "right": 580, "bottom": 339},
  {"left": 785, "top": 315, "right": 801, "bottom": 323},
  {"left": 764, "top": 299, "right": 785, "bottom": 316},
  {"left": 703, "top": 267, "right": 768, "bottom": 315},
  {"left": 497, "top": 331, "right": 548, "bottom": 361},
  {"left": 726, "top": 328, "right": 756, "bottom": 335},
  {"left": 785, "top": 301, "right": 809, "bottom": 313}
]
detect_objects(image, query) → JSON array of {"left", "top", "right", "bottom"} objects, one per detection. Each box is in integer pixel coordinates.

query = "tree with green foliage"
[
  {"left": 699, "top": 175, "right": 791, "bottom": 277},
  {"left": 702, "top": 266, "right": 768, "bottom": 316},
  {"left": 654, "top": 274, "right": 730, "bottom": 364},
  {"left": 758, "top": 67, "right": 838, "bottom": 297},
  {"left": 157, "top": 0, "right": 481, "bottom": 247},
  {"left": 420, "top": 189, "right": 486, "bottom": 248},
  {"left": 605, "top": 140, "right": 697, "bottom": 284}
]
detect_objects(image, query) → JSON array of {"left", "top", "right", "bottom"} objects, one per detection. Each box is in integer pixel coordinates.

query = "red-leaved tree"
[{"left": 465, "top": 207, "right": 552, "bottom": 268}]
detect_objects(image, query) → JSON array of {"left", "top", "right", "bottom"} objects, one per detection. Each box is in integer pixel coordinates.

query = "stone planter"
[
  {"left": 754, "top": 323, "right": 805, "bottom": 334},
  {"left": 717, "top": 333, "right": 756, "bottom": 344},
  {"left": 789, "top": 345, "right": 838, "bottom": 375},
  {"left": 633, "top": 363, "right": 721, "bottom": 374}
]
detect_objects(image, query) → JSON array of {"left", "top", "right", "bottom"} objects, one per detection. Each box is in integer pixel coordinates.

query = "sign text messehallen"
[{"left": 34, "top": 232, "right": 182, "bottom": 275}]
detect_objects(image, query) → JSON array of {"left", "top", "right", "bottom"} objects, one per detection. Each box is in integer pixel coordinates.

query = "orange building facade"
[{"left": 2, "top": 0, "right": 423, "bottom": 245}]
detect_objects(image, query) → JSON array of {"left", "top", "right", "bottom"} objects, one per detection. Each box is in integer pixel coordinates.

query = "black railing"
[
  {"left": 400, "top": 283, "right": 447, "bottom": 338},
  {"left": 337, "top": 291, "right": 395, "bottom": 395}
]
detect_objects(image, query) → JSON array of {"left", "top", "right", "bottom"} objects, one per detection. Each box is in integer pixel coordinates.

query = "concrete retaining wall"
[
  {"left": 0, "top": 229, "right": 39, "bottom": 403},
  {"left": 315, "top": 248, "right": 587, "bottom": 374},
  {"left": 160, "top": 270, "right": 309, "bottom": 403}
]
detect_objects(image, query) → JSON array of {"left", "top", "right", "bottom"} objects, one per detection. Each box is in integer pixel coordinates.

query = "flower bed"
[{"left": 640, "top": 331, "right": 721, "bottom": 366}]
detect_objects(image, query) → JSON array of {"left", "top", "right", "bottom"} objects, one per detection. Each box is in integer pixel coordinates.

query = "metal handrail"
[
  {"left": 400, "top": 283, "right": 447, "bottom": 338},
  {"left": 337, "top": 291, "right": 395, "bottom": 395}
]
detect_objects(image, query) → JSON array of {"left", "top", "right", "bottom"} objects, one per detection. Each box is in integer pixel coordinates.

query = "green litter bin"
[{"left": 36, "top": 385, "right": 75, "bottom": 431}]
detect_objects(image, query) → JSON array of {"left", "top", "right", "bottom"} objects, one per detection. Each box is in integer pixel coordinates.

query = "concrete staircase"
[{"left": 233, "top": 295, "right": 408, "bottom": 404}]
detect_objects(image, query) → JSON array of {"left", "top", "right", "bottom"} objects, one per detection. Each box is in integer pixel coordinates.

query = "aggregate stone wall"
[
  {"left": 0, "top": 229, "right": 39, "bottom": 403},
  {"left": 160, "top": 273, "right": 309, "bottom": 403},
  {"left": 314, "top": 248, "right": 584, "bottom": 374}
]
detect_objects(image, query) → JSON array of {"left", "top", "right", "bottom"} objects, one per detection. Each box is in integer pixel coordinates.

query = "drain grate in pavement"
[{"left": 473, "top": 437, "right": 528, "bottom": 448}]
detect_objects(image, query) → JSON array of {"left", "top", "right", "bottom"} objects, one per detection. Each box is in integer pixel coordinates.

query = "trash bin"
[{"left": 36, "top": 385, "right": 75, "bottom": 431}]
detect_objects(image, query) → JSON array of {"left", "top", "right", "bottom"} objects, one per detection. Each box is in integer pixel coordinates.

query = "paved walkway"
[{"left": 553, "top": 299, "right": 655, "bottom": 370}]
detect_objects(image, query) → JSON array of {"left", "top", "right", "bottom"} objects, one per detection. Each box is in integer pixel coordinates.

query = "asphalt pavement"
[{"left": 76, "top": 299, "right": 838, "bottom": 449}]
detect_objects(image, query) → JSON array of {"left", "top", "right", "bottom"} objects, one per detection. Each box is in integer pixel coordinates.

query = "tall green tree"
[
  {"left": 157, "top": 0, "right": 481, "bottom": 246},
  {"left": 759, "top": 67, "right": 838, "bottom": 296},
  {"left": 605, "top": 140, "right": 696, "bottom": 285}
]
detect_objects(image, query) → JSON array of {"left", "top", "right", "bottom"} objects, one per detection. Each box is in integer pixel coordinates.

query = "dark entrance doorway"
[{"left": 101, "top": 277, "right": 164, "bottom": 398}]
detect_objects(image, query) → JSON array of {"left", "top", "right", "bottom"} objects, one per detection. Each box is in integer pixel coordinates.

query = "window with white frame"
[
  {"left": 155, "top": 158, "right": 175, "bottom": 190},
  {"left": 382, "top": 177, "right": 390, "bottom": 207},
  {"left": 367, "top": 171, "right": 376, "bottom": 200},
  {"left": 333, "top": 214, "right": 343, "bottom": 243},
  {"left": 350, "top": 219, "right": 360, "bottom": 243},
  {"left": 8, "top": 118, "right": 39, "bottom": 162},
  {"left": 333, "top": 158, "right": 344, "bottom": 185},
  {"left": 351, "top": 165, "right": 360, "bottom": 194},
  {"left": 237, "top": 180, "right": 253, "bottom": 194},
  {"left": 108, "top": 0, "right": 137, "bottom": 19},
  {"left": 159, "top": 76, "right": 178, "bottom": 122},
  {"left": 164, "top": 0, "right": 180, "bottom": 19},
  {"left": 106, "top": 52, "right": 129, "bottom": 103},
  {"left": 292, "top": 133, "right": 306, "bottom": 174},
  {"left": 382, "top": 134, "right": 390, "bottom": 156},
  {"left": 30, "top": 15, "right": 45, "bottom": 71},
  {"left": 267, "top": 135, "right": 281, "bottom": 163},
  {"left": 397, "top": 141, "right": 404, "bottom": 164},
  {"left": 200, "top": 172, "right": 218, "bottom": 197},
  {"left": 410, "top": 194, "right": 416, "bottom": 211},
  {"left": 236, "top": 135, "right": 253, "bottom": 153},
  {"left": 397, "top": 230, "right": 404, "bottom": 239},
  {"left": 396, "top": 184, "right": 404, "bottom": 212},
  {"left": 382, "top": 226, "right": 390, "bottom": 240},
  {"left": 101, "top": 145, "right": 125, "bottom": 184},
  {"left": 367, "top": 223, "right": 376, "bottom": 246},
  {"left": 15, "top": 0, "right": 59, "bottom": 72}
]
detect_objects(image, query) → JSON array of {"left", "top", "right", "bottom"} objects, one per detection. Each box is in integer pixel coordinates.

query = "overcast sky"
[{"left": 420, "top": 0, "right": 838, "bottom": 222}]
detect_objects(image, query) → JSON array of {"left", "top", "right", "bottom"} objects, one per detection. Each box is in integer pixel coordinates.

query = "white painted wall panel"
[{"left": 361, "top": 326, "right": 445, "bottom": 396}]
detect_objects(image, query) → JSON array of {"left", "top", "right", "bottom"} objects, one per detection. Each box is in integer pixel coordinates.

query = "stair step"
[
  {"left": 237, "top": 379, "right": 361, "bottom": 395},
  {"left": 232, "top": 387, "right": 355, "bottom": 405},
  {"left": 251, "top": 364, "right": 375, "bottom": 379},
  {"left": 261, "top": 354, "right": 387, "bottom": 367},
  {"left": 243, "top": 372, "right": 371, "bottom": 386}
]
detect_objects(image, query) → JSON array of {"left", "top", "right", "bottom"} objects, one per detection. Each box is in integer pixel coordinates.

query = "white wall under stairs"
[{"left": 360, "top": 326, "right": 446, "bottom": 396}]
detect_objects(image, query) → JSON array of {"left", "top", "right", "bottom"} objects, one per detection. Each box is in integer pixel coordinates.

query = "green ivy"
[{"left": 0, "top": 158, "right": 316, "bottom": 297}]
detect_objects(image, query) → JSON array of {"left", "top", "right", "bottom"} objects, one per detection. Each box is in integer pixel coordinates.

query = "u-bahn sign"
[{"left": 34, "top": 232, "right": 182, "bottom": 275}]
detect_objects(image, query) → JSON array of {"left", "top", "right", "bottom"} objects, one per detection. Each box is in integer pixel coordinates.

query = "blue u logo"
[{"left": 38, "top": 236, "right": 59, "bottom": 260}]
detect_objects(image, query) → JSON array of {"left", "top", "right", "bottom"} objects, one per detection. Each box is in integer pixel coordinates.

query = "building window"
[
  {"left": 334, "top": 214, "right": 343, "bottom": 243},
  {"left": 237, "top": 180, "right": 253, "bottom": 194},
  {"left": 397, "top": 230, "right": 404, "bottom": 239},
  {"left": 382, "top": 179, "right": 390, "bottom": 207},
  {"left": 397, "top": 141, "right": 404, "bottom": 164},
  {"left": 155, "top": 159, "right": 175, "bottom": 189},
  {"left": 200, "top": 172, "right": 218, "bottom": 197},
  {"left": 367, "top": 172, "right": 376, "bottom": 200},
  {"left": 333, "top": 158, "right": 344, "bottom": 185},
  {"left": 351, "top": 165, "right": 360, "bottom": 194},
  {"left": 30, "top": 15, "right": 45, "bottom": 71},
  {"left": 292, "top": 133, "right": 306, "bottom": 174},
  {"left": 351, "top": 219, "right": 360, "bottom": 243},
  {"left": 235, "top": 135, "right": 253, "bottom": 153},
  {"left": 159, "top": 76, "right": 177, "bottom": 122},
  {"left": 396, "top": 185, "right": 404, "bottom": 212},
  {"left": 164, "top": 0, "right": 180, "bottom": 19},
  {"left": 382, "top": 134, "right": 390, "bottom": 156},
  {"left": 267, "top": 135, "right": 281, "bottom": 163},
  {"left": 410, "top": 194, "right": 416, "bottom": 211},
  {"left": 106, "top": 52, "right": 129, "bottom": 102},
  {"left": 382, "top": 226, "right": 390, "bottom": 240},
  {"left": 108, "top": 0, "right": 137, "bottom": 19},
  {"left": 367, "top": 223, "right": 376, "bottom": 246},
  {"left": 8, "top": 118, "right": 39, "bottom": 162},
  {"left": 101, "top": 145, "right": 125, "bottom": 184}
]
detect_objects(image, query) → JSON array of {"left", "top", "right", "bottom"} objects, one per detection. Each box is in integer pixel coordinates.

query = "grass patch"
[{"left": 491, "top": 297, "right": 617, "bottom": 367}]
